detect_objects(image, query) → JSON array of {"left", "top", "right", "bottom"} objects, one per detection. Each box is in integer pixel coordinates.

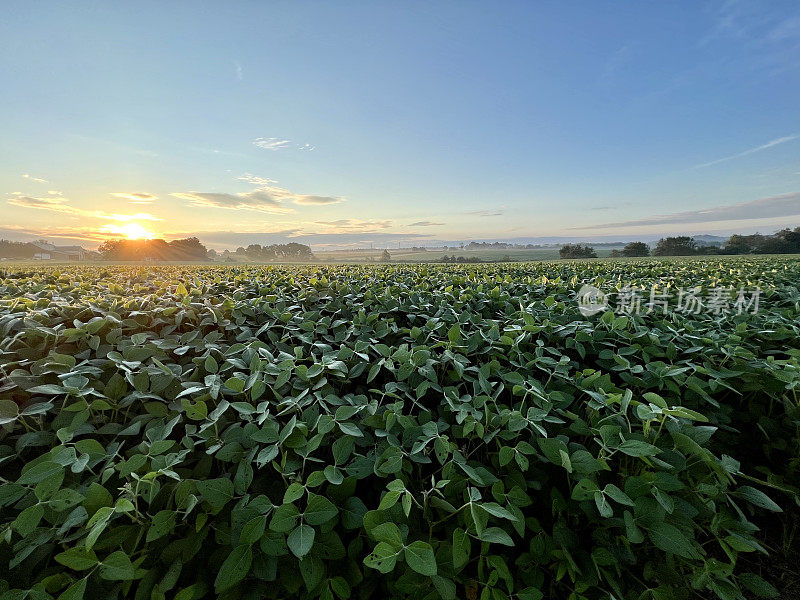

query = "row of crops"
[{"left": 0, "top": 259, "right": 799, "bottom": 599}]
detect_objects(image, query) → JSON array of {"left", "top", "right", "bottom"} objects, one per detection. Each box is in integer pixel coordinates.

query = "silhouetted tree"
[
  {"left": 653, "top": 237, "right": 696, "bottom": 256},
  {"left": 559, "top": 244, "right": 597, "bottom": 259},
  {"left": 622, "top": 241, "right": 649, "bottom": 257}
]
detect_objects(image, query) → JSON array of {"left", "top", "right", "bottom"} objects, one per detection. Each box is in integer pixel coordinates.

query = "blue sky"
[{"left": 1, "top": 1, "right": 798, "bottom": 249}]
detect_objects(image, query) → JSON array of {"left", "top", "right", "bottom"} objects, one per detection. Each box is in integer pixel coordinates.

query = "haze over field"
[{"left": 1, "top": 1, "right": 799, "bottom": 250}]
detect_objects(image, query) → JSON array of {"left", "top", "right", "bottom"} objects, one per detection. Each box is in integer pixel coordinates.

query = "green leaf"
[
  {"left": 517, "top": 588, "right": 544, "bottom": 600},
  {"left": 256, "top": 444, "right": 279, "bottom": 466},
  {"left": 739, "top": 573, "right": 780, "bottom": 598},
  {"left": 479, "top": 502, "right": 517, "bottom": 521},
  {"left": 0, "top": 398, "right": 19, "bottom": 425},
  {"left": 617, "top": 440, "right": 660, "bottom": 457},
  {"left": 283, "top": 482, "right": 305, "bottom": 504},
  {"left": 299, "top": 555, "right": 325, "bottom": 591},
  {"left": 478, "top": 527, "right": 514, "bottom": 546},
  {"left": 196, "top": 478, "right": 234, "bottom": 510},
  {"left": 378, "top": 490, "right": 402, "bottom": 511},
  {"left": 452, "top": 528, "right": 470, "bottom": 571},
  {"left": 269, "top": 503, "right": 300, "bottom": 533},
  {"left": 404, "top": 541, "right": 437, "bottom": 576},
  {"left": 736, "top": 486, "right": 783, "bottom": 512},
  {"left": 55, "top": 548, "right": 98, "bottom": 571},
  {"left": 147, "top": 510, "right": 176, "bottom": 542},
  {"left": 371, "top": 522, "right": 403, "bottom": 550},
  {"left": 99, "top": 550, "right": 135, "bottom": 580},
  {"left": 603, "top": 484, "right": 634, "bottom": 506},
  {"left": 57, "top": 578, "right": 87, "bottom": 600},
  {"left": 214, "top": 545, "right": 253, "bottom": 592},
  {"left": 447, "top": 324, "right": 462, "bottom": 345},
  {"left": 337, "top": 422, "right": 363, "bottom": 437},
  {"left": 647, "top": 522, "right": 699, "bottom": 560},
  {"left": 594, "top": 491, "right": 613, "bottom": 518},
  {"left": 239, "top": 515, "right": 267, "bottom": 546},
  {"left": 342, "top": 497, "right": 367, "bottom": 530},
  {"left": 13, "top": 504, "right": 44, "bottom": 536},
  {"left": 364, "top": 542, "right": 399, "bottom": 574},
  {"left": 17, "top": 461, "right": 62, "bottom": 485},
  {"left": 304, "top": 493, "right": 338, "bottom": 526},
  {"left": 287, "top": 524, "right": 315, "bottom": 558}
]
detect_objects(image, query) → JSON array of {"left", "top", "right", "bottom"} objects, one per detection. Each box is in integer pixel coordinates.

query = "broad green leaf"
[
  {"left": 404, "top": 541, "right": 437, "bottom": 576},
  {"left": 364, "top": 542, "right": 399, "bottom": 574},
  {"left": 305, "top": 493, "right": 338, "bottom": 525},
  {"left": 99, "top": 550, "right": 135, "bottom": 580},
  {"left": 55, "top": 548, "right": 98, "bottom": 571},
  {"left": 736, "top": 486, "right": 782, "bottom": 512},
  {"left": 647, "top": 522, "right": 699, "bottom": 560},
  {"left": 214, "top": 545, "right": 253, "bottom": 592},
  {"left": 287, "top": 524, "right": 315, "bottom": 558}
]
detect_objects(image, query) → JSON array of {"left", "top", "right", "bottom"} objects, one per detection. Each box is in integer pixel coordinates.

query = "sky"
[{"left": 1, "top": 0, "right": 799, "bottom": 250}]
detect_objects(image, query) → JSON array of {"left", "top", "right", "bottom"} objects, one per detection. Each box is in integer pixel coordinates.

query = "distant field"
[{"left": 314, "top": 245, "right": 625, "bottom": 262}]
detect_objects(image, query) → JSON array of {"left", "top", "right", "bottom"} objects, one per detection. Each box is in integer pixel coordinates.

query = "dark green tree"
[
  {"left": 622, "top": 241, "right": 649, "bottom": 257},
  {"left": 653, "top": 236, "right": 697, "bottom": 256}
]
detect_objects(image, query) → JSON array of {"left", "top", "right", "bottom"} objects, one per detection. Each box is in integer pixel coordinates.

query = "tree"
[
  {"left": 622, "top": 241, "right": 649, "bottom": 257},
  {"left": 97, "top": 239, "right": 125, "bottom": 260},
  {"left": 724, "top": 234, "right": 759, "bottom": 255},
  {"left": 653, "top": 237, "right": 697, "bottom": 256},
  {"left": 97, "top": 238, "right": 208, "bottom": 261},
  {"left": 167, "top": 237, "right": 208, "bottom": 260},
  {"left": 559, "top": 244, "right": 597, "bottom": 259},
  {"left": 0, "top": 240, "right": 37, "bottom": 259},
  {"left": 380, "top": 249, "right": 391, "bottom": 262},
  {"left": 774, "top": 227, "right": 800, "bottom": 253}
]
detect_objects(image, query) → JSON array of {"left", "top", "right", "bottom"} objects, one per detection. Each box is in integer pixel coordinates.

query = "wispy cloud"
[
  {"left": 22, "top": 173, "right": 48, "bottom": 183},
  {"left": 409, "top": 220, "right": 444, "bottom": 226},
  {"left": 171, "top": 191, "right": 293, "bottom": 214},
  {"left": 237, "top": 173, "right": 278, "bottom": 186},
  {"left": 575, "top": 192, "right": 800, "bottom": 230},
  {"left": 111, "top": 192, "right": 158, "bottom": 204},
  {"left": 694, "top": 134, "right": 799, "bottom": 168},
  {"left": 253, "top": 138, "right": 292, "bottom": 150},
  {"left": 233, "top": 60, "right": 243, "bottom": 81},
  {"left": 173, "top": 181, "right": 344, "bottom": 213},
  {"left": 315, "top": 219, "right": 392, "bottom": 233},
  {"left": 252, "top": 138, "right": 315, "bottom": 151},
  {"left": 240, "top": 175, "right": 342, "bottom": 204},
  {"left": 466, "top": 209, "right": 504, "bottom": 217},
  {"left": 590, "top": 202, "right": 632, "bottom": 211},
  {"left": 8, "top": 195, "right": 162, "bottom": 222}
]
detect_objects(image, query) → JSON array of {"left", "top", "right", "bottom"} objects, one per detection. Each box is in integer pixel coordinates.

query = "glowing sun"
[{"left": 115, "top": 222, "right": 154, "bottom": 240}]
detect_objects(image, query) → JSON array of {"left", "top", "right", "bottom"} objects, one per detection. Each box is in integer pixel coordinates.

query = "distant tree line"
[
  {"left": 650, "top": 228, "right": 800, "bottom": 256},
  {"left": 0, "top": 240, "right": 37, "bottom": 259},
  {"left": 559, "top": 244, "right": 598, "bottom": 259},
  {"left": 439, "top": 254, "right": 515, "bottom": 263},
  {"left": 559, "top": 228, "right": 800, "bottom": 259},
  {"left": 231, "top": 243, "right": 315, "bottom": 261},
  {"left": 440, "top": 255, "right": 486, "bottom": 263},
  {"left": 722, "top": 228, "right": 800, "bottom": 254},
  {"left": 609, "top": 241, "right": 650, "bottom": 258},
  {"left": 97, "top": 237, "right": 209, "bottom": 261}
]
